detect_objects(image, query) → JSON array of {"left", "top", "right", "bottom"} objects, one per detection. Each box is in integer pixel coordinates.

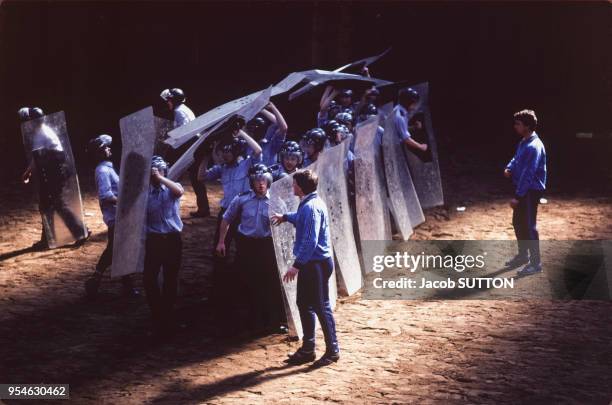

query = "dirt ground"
[{"left": 1, "top": 165, "right": 611, "bottom": 404}]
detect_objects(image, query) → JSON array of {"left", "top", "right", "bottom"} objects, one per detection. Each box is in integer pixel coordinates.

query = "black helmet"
[
  {"left": 151, "top": 155, "right": 169, "bottom": 175},
  {"left": 327, "top": 124, "right": 350, "bottom": 145},
  {"left": 334, "top": 111, "right": 353, "bottom": 127},
  {"left": 278, "top": 141, "right": 303, "bottom": 165},
  {"left": 246, "top": 116, "right": 267, "bottom": 140},
  {"left": 220, "top": 137, "right": 247, "bottom": 158},
  {"left": 327, "top": 104, "right": 343, "bottom": 121},
  {"left": 248, "top": 163, "right": 273, "bottom": 188},
  {"left": 88, "top": 134, "right": 113, "bottom": 154},
  {"left": 398, "top": 87, "right": 420, "bottom": 107},
  {"left": 160, "top": 88, "right": 186, "bottom": 104},
  {"left": 339, "top": 89, "right": 353, "bottom": 98},
  {"left": 302, "top": 128, "right": 327, "bottom": 152},
  {"left": 324, "top": 119, "right": 339, "bottom": 138},
  {"left": 359, "top": 103, "right": 378, "bottom": 121}
]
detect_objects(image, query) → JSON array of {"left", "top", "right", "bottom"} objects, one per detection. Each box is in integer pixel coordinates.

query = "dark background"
[{"left": 1, "top": 1, "right": 610, "bottom": 192}]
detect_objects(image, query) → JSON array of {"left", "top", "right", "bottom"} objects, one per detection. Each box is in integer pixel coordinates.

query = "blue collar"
[
  {"left": 98, "top": 160, "right": 113, "bottom": 168},
  {"left": 299, "top": 191, "right": 318, "bottom": 208}
]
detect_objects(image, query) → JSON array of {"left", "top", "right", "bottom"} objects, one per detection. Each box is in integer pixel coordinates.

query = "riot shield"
[
  {"left": 153, "top": 116, "right": 173, "bottom": 158},
  {"left": 270, "top": 173, "right": 338, "bottom": 338},
  {"left": 402, "top": 82, "right": 444, "bottom": 208},
  {"left": 167, "top": 87, "right": 272, "bottom": 181},
  {"left": 312, "top": 140, "right": 363, "bottom": 296},
  {"left": 382, "top": 113, "right": 425, "bottom": 240},
  {"left": 333, "top": 47, "right": 392, "bottom": 74},
  {"left": 111, "top": 107, "right": 157, "bottom": 278},
  {"left": 353, "top": 116, "right": 392, "bottom": 245},
  {"left": 20, "top": 111, "right": 87, "bottom": 248},
  {"left": 288, "top": 69, "right": 390, "bottom": 101}
]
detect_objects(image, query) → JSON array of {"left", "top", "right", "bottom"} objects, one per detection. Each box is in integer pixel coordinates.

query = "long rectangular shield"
[
  {"left": 353, "top": 116, "right": 392, "bottom": 245},
  {"left": 402, "top": 82, "right": 444, "bottom": 208},
  {"left": 111, "top": 107, "right": 157, "bottom": 278},
  {"left": 167, "top": 87, "right": 272, "bottom": 181},
  {"left": 382, "top": 112, "right": 425, "bottom": 240},
  {"left": 270, "top": 173, "right": 337, "bottom": 338},
  {"left": 20, "top": 111, "right": 88, "bottom": 248},
  {"left": 313, "top": 140, "right": 363, "bottom": 296}
]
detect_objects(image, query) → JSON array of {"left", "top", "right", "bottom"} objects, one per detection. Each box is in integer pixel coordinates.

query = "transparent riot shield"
[
  {"left": 354, "top": 116, "right": 392, "bottom": 244},
  {"left": 382, "top": 112, "right": 425, "bottom": 240},
  {"left": 312, "top": 140, "right": 363, "bottom": 296},
  {"left": 401, "top": 82, "right": 444, "bottom": 208},
  {"left": 111, "top": 107, "right": 157, "bottom": 278},
  {"left": 20, "top": 111, "right": 87, "bottom": 248},
  {"left": 153, "top": 116, "right": 173, "bottom": 159},
  {"left": 270, "top": 173, "right": 338, "bottom": 338}
]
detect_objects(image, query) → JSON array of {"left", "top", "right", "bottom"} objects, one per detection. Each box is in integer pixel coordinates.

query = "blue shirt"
[
  {"left": 223, "top": 190, "right": 271, "bottom": 238},
  {"left": 205, "top": 155, "right": 262, "bottom": 209},
  {"left": 374, "top": 125, "right": 385, "bottom": 150},
  {"left": 173, "top": 103, "right": 195, "bottom": 128},
  {"left": 393, "top": 105, "right": 412, "bottom": 142},
  {"left": 94, "top": 161, "right": 119, "bottom": 227},
  {"left": 245, "top": 124, "right": 286, "bottom": 166},
  {"left": 146, "top": 182, "right": 184, "bottom": 234},
  {"left": 284, "top": 191, "right": 332, "bottom": 270},
  {"left": 506, "top": 133, "right": 547, "bottom": 198},
  {"left": 261, "top": 124, "right": 286, "bottom": 166}
]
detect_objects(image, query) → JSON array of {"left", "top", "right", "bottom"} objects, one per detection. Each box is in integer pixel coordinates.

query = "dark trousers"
[
  {"left": 95, "top": 225, "right": 133, "bottom": 286},
  {"left": 235, "top": 233, "right": 285, "bottom": 329},
  {"left": 143, "top": 232, "right": 182, "bottom": 332},
  {"left": 35, "top": 152, "right": 85, "bottom": 240},
  {"left": 211, "top": 209, "right": 239, "bottom": 318},
  {"left": 297, "top": 256, "right": 339, "bottom": 353},
  {"left": 96, "top": 225, "right": 115, "bottom": 273},
  {"left": 512, "top": 189, "right": 543, "bottom": 265},
  {"left": 189, "top": 156, "right": 210, "bottom": 214}
]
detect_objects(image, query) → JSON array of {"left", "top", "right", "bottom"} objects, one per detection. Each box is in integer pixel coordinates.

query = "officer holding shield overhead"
[
  {"left": 19, "top": 107, "right": 88, "bottom": 249},
  {"left": 271, "top": 169, "right": 340, "bottom": 368},
  {"left": 216, "top": 163, "right": 286, "bottom": 335},
  {"left": 160, "top": 88, "right": 210, "bottom": 217}
]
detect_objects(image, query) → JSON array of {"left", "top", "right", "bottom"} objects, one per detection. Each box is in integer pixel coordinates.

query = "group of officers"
[{"left": 18, "top": 80, "right": 430, "bottom": 367}]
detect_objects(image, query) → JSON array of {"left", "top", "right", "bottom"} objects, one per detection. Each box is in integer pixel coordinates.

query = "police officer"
[
  {"left": 270, "top": 141, "right": 303, "bottom": 181},
  {"left": 160, "top": 88, "right": 210, "bottom": 218},
  {"left": 301, "top": 128, "right": 327, "bottom": 168},
  {"left": 19, "top": 107, "right": 88, "bottom": 249},
  {"left": 143, "top": 155, "right": 184, "bottom": 340},
  {"left": 504, "top": 109, "right": 547, "bottom": 277},
  {"left": 160, "top": 88, "right": 195, "bottom": 127},
  {"left": 271, "top": 170, "right": 340, "bottom": 367},
  {"left": 216, "top": 164, "right": 285, "bottom": 334},
  {"left": 393, "top": 88, "right": 428, "bottom": 153},
  {"left": 202, "top": 128, "right": 262, "bottom": 315},
  {"left": 84, "top": 135, "right": 138, "bottom": 298},
  {"left": 245, "top": 103, "right": 288, "bottom": 166}
]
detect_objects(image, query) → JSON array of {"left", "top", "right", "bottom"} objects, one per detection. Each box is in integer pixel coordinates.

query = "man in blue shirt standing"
[
  {"left": 271, "top": 170, "right": 340, "bottom": 368},
  {"left": 504, "top": 109, "right": 547, "bottom": 276},
  {"left": 84, "top": 134, "right": 138, "bottom": 298},
  {"left": 143, "top": 155, "right": 184, "bottom": 340},
  {"left": 216, "top": 164, "right": 285, "bottom": 335}
]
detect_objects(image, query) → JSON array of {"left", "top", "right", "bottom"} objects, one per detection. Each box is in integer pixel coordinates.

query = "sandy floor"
[{"left": 0, "top": 171, "right": 611, "bottom": 404}]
